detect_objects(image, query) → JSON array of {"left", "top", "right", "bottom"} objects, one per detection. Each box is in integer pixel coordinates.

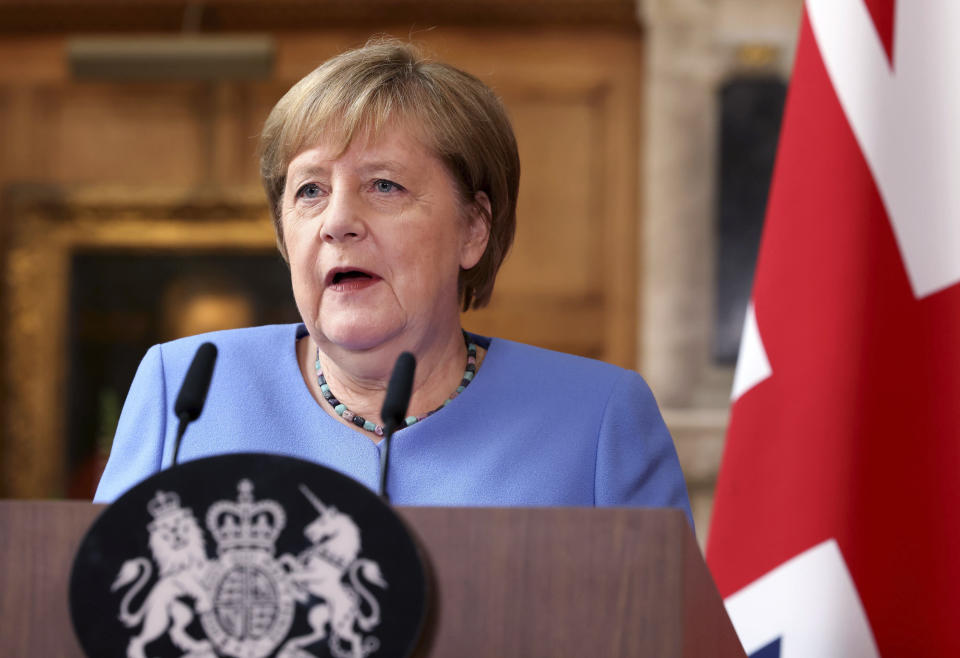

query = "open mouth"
[
  {"left": 332, "top": 270, "right": 373, "bottom": 284},
  {"left": 326, "top": 267, "right": 381, "bottom": 290}
]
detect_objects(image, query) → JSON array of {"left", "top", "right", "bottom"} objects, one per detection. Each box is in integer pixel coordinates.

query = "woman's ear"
[{"left": 460, "top": 191, "right": 492, "bottom": 270}]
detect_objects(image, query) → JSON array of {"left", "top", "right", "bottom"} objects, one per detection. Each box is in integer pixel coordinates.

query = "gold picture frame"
[{"left": 1, "top": 184, "right": 276, "bottom": 498}]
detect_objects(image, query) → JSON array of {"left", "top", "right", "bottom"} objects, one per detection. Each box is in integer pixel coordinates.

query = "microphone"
[
  {"left": 379, "top": 351, "right": 416, "bottom": 500},
  {"left": 170, "top": 342, "right": 218, "bottom": 467}
]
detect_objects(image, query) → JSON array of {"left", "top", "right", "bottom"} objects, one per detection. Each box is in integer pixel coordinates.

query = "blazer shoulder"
[
  {"left": 156, "top": 324, "right": 303, "bottom": 364},
  {"left": 488, "top": 336, "right": 638, "bottom": 384}
]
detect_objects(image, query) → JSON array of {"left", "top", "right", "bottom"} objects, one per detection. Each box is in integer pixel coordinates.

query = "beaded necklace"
[{"left": 315, "top": 332, "right": 479, "bottom": 437}]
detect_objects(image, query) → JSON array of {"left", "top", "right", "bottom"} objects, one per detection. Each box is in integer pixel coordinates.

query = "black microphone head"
[
  {"left": 381, "top": 351, "right": 416, "bottom": 432},
  {"left": 174, "top": 342, "right": 218, "bottom": 422}
]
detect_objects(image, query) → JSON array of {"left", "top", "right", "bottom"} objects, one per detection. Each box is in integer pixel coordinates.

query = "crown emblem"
[
  {"left": 145, "top": 490, "right": 193, "bottom": 532},
  {"left": 147, "top": 490, "right": 182, "bottom": 518},
  {"left": 206, "top": 479, "right": 286, "bottom": 555}
]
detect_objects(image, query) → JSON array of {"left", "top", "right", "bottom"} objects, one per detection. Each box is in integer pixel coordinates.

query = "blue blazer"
[{"left": 95, "top": 324, "right": 692, "bottom": 526}]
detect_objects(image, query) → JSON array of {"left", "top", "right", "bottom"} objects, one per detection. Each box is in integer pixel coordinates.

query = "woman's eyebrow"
[
  {"left": 357, "top": 160, "right": 408, "bottom": 176},
  {"left": 288, "top": 163, "right": 328, "bottom": 179}
]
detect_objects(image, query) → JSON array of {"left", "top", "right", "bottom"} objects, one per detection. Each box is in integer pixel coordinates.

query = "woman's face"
[{"left": 281, "top": 124, "right": 489, "bottom": 354}]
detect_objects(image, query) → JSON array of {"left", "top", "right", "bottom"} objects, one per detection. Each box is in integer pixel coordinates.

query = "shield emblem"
[{"left": 70, "top": 453, "right": 429, "bottom": 658}]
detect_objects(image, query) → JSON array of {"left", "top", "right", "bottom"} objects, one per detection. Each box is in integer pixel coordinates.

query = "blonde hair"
[{"left": 259, "top": 38, "right": 519, "bottom": 310}]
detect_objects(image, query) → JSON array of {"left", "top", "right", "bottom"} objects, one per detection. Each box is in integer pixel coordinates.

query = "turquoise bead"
[
  {"left": 363, "top": 420, "right": 376, "bottom": 431},
  {"left": 320, "top": 384, "right": 330, "bottom": 393},
  {"left": 463, "top": 371, "right": 474, "bottom": 381},
  {"left": 405, "top": 416, "right": 419, "bottom": 425},
  {"left": 334, "top": 404, "right": 346, "bottom": 415},
  {"left": 456, "top": 385, "right": 465, "bottom": 393}
]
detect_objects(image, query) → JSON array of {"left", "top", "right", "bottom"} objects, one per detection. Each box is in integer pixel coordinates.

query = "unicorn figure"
[{"left": 278, "top": 485, "right": 387, "bottom": 658}]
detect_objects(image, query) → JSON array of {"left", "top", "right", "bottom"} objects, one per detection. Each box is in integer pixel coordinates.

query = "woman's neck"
[{"left": 302, "top": 326, "right": 469, "bottom": 434}]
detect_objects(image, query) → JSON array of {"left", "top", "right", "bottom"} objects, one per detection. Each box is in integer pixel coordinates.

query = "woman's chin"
[{"left": 315, "top": 321, "right": 402, "bottom": 353}]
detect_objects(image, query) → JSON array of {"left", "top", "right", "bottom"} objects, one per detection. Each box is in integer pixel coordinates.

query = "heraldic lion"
[{"left": 111, "top": 492, "right": 213, "bottom": 658}]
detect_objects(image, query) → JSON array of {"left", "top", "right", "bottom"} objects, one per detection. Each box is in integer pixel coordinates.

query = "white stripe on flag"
[
  {"left": 724, "top": 539, "right": 879, "bottom": 658},
  {"left": 731, "top": 302, "right": 771, "bottom": 402}
]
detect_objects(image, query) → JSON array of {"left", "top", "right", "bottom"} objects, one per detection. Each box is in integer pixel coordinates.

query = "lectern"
[{"left": 0, "top": 501, "right": 745, "bottom": 657}]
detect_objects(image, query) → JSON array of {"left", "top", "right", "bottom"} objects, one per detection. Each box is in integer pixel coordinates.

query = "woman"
[{"left": 95, "top": 40, "right": 692, "bottom": 522}]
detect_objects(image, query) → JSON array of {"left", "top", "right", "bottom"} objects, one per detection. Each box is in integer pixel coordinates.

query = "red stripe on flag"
[{"left": 864, "top": 0, "right": 897, "bottom": 64}]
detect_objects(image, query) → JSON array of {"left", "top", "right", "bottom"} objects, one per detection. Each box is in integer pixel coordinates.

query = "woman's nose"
[{"left": 321, "top": 190, "right": 366, "bottom": 243}]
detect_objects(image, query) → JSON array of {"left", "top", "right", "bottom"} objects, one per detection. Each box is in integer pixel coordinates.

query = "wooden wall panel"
[
  {"left": 0, "top": 36, "right": 66, "bottom": 84},
  {"left": 503, "top": 97, "right": 601, "bottom": 297},
  {"left": 45, "top": 83, "right": 208, "bottom": 184},
  {"left": 443, "top": 32, "right": 640, "bottom": 366},
  {"left": 0, "top": 91, "right": 9, "bottom": 180},
  {"left": 0, "top": 88, "right": 45, "bottom": 179}
]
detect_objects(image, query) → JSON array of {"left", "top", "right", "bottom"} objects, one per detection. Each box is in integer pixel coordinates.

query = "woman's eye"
[
  {"left": 373, "top": 179, "right": 402, "bottom": 194},
  {"left": 296, "top": 183, "right": 321, "bottom": 199}
]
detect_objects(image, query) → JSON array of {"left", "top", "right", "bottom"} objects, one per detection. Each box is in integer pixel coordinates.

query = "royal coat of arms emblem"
[{"left": 109, "top": 479, "right": 387, "bottom": 658}]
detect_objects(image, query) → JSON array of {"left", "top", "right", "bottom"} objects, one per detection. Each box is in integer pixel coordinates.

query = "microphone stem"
[
  {"left": 171, "top": 415, "right": 189, "bottom": 468},
  {"left": 379, "top": 423, "right": 395, "bottom": 501},
  {"left": 377, "top": 351, "right": 415, "bottom": 502}
]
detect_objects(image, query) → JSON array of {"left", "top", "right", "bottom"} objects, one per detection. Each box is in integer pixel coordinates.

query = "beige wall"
[{"left": 638, "top": 0, "right": 803, "bottom": 544}]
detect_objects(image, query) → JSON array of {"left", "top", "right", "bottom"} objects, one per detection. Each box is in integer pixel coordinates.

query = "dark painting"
[{"left": 66, "top": 249, "right": 300, "bottom": 497}]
